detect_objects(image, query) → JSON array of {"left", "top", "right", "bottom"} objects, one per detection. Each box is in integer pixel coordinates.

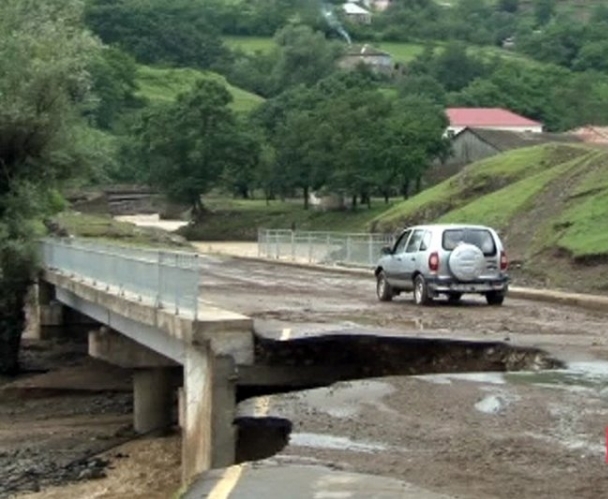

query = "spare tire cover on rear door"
[{"left": 448, "top": 243, "right": 486, "bottom": 281}]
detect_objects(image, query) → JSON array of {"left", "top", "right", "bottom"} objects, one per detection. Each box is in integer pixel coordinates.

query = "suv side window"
[
  {"left": 393, "top": 230, "right": 411, "bottom": 254},
  {"left": 419, "top": 231, "right": 432, "bottom": 251},
  {"left": 405, "top": 229, "right": 425, "bottom": 253}
]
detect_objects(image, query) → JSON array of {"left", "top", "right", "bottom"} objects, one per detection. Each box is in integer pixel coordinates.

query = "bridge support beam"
[
  {"left": 89, "top": 326, "right": 177, "bottom": 369},
  {"left": 134, "top": 367, "right": 173, "bottom": 434}
]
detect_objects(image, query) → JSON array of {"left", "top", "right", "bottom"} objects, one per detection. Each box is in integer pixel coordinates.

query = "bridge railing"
[
  {"left": 257, "top": 229, "right": 395, "bottom": 268},
  {"left": 40, "top": 238, "right": 200, "bottom": 318}
]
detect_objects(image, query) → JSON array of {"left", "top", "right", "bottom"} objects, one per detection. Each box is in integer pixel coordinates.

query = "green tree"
[
  {"left": 0, "top": 0, "right": 102, "bottom": 373},
  {"left": 85, "top": 0, "right": 230, "bottom": 69},
  {"left": 271, "top": 24, "right": 344, "bottom": 93},
  {"left": 497, "top": 0, "right": 519, "bottom": 14},
  {"left": 572, "top": 41, "right": 608, "bottom": 73},
  {"left": 87, "top": 46, "right": 141, "bottom": 129},
  {"left": 133, "top": 79, "right": 259, "bottom": 217},
  {"left": 534, "top": 0, "right": 556, "bottom": 26}
]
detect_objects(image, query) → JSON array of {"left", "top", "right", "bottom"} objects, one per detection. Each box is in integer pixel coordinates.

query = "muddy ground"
[{"left": 2, "top": 254, "right": 608, "bottom": 498}]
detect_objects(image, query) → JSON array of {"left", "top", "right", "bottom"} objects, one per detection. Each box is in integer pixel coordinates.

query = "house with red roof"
[{"left": 446, "top": 108, "right": 543, "bottom": 136}]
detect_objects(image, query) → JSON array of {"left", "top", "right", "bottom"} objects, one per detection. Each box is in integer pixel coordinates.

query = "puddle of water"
[
  {"left": 414, "top": 372, "right": 506, "bottom": 385},
  {"left": 290, "top": 432, "right": 387, "bottom": 453},
  {"left": 505, "top": 361, "right": 608, "bottom": 391},
  {"left": 298, "top": 380, "right": 395, "bottom": 418}
]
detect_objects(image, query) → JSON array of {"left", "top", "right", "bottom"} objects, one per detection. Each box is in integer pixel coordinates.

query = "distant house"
[
  {"left": 446, "top": 108, "right": 544, "bottom": 136},
  {"left": 425, "top": 127, "right": 582, "bottom": 185},
  {"left": 342, "top": 2, "right": 372, "bottom": 24},
  {"left": 361, "top": 0, "right": 392, "bottom": 11},
  {"left": 567, "top": 126, "right": 608, "bottom": 144},
  {"left": 338, "top": 44, "right": 394, "bottom": 74}
]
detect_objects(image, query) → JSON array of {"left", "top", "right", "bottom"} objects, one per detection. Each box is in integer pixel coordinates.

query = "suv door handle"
[{"left": 410, "top": 257, "right": 416, "bottom": 261}]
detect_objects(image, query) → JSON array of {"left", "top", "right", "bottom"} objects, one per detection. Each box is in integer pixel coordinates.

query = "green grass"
[
  {"left": 438, "top": 159, "right": 577, "bottom": 229},
  {"left": 135, "top": 65, "right": 264, "bottom": 112},
  {"left": 56, "top": 212, "right": 192, "bottom": 249},
  {"left": 556, "top": 190, "right": 608, "bottom": 258},
  {"left": 223, "top": 36, "right": 276, "bottom": 54},
  {"left": 374, "top": 42, "right": 428, "bottom": 63},
  {"left": 372, "top": 142, "right": 608, "bottom": 264},
  {"left": 371, "top": 144, "right": 587, "bottom": 232}
]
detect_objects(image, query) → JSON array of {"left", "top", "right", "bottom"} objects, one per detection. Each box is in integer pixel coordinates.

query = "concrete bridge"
[{"left": 36, "top": 238, "right": 254, "bottom": 487}]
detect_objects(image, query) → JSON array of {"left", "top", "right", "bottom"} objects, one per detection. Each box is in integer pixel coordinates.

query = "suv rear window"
[{"left": 442, "top": 229, "right": 497, "bottom": 256}]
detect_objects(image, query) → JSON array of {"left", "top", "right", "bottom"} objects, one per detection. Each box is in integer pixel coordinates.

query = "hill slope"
[
  {"left": 135, "top": 65, "right": 264, "bottom": 112},
  {"left": 371, "top": 144, "right": 608, "bottom": 292}
]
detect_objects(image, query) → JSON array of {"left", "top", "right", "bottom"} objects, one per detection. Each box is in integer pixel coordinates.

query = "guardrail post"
[{"left": 174, "top": 253, "right": 179, "bottom": 315}]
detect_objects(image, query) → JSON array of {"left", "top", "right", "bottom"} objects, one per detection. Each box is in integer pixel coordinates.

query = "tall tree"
[
  {"left": 133, "top": 79, "right": 259, "bottom": 217},
  {"left": 0, "top": 0, "right": 102, "bottom": 373}
]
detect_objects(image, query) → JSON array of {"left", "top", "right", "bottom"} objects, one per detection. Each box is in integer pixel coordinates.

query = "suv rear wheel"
[
  {"left": 414, "top": 275, "right": 432, "bottom": 306},
  {"left": 376, "top": 271, "right": 393, "bottom": 302},
  {"left": 486, "top": 291, "right": 505, "bottom": 306}
]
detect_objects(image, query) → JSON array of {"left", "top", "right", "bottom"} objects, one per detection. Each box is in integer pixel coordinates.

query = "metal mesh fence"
[
  {"left": 40, "top": 238, "right": 200, "bottom": 318},
  {"left": 257, "top": 229, "right": 395, "bottom": 268}
]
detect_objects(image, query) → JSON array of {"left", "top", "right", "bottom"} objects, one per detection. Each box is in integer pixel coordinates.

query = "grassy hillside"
[
  {"left": 135, "top": 65, "right": 264, "bottom": 112},
  {"left": 223, "top": 35, "right": 539, "bottom": 65},
  {"left": 371, "top": 144, "right": 608, "bottom": 291}
]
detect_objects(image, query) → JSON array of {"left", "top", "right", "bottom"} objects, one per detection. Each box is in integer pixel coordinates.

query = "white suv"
[{"left": 374, "top": 224, "right": 509, "bottom": 306}]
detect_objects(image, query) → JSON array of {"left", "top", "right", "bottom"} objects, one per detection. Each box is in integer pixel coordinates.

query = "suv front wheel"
[{"left": 414, "top": 275, "right": 432, "bottom": 306}]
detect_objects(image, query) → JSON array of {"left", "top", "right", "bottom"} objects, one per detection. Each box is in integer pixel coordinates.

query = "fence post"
[
  {"left": 194, "top": 253, "right": 199, "bottom": 320},
  {"left": 174, "top": 253, "right": 179, "bottom": 315},
  {"left": 257, "top": 229, "right": 263, "bottom": 258},
  {"left": 274, "top": 232, "right": 279, "bottom": 259},
  {"left": 308, "top": 233, "right": 313, "bottom": 263},
  {"left": 346, "top": 235, "right": 351, "bottom": 264}
]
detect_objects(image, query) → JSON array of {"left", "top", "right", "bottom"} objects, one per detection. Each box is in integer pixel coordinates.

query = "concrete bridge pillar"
[
  {"left": 31, "top": 281, "right": 100, "bottom": 340},
  {"left": 134, "top": 368, "right": 173, "bottom": 434}
]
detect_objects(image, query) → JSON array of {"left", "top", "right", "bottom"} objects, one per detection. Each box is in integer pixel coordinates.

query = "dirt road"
[{"left": 198, "top": 253, "right": 608, "bottom": 360}]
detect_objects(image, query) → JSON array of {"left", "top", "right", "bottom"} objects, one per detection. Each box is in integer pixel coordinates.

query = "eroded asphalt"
[{"left": 185, "top": 253, "right": 608, "bottom": 499}]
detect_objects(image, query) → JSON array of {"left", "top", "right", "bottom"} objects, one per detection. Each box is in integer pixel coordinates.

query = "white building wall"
[{"left": 446, "top": 124, "right": 543, "bottom": 136}]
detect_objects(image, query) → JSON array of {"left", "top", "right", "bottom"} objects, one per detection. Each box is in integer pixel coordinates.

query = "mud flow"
[{"left": 234, "top": 334, "right": 564, "bottom": 462}]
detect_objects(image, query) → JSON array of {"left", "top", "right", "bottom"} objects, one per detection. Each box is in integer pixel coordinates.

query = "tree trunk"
[
  {"left": 0, "top": 295, "right": 26, "bottom": 375},
  {"left": 191, "top": 195, "right": 205, "bottom": 222},
  {"left": 384, "top": 191, "right": 389, "bottom": 204},
  {"left": 401, "top": 179, "right": 410, "bottom": 200},
  {"left": 415, "top": 176, "right": 422, "bottom": 194},
  {"left": 351, "top": 194, "right": 357, "bottom": 210},
  {"left": 303, "top": 186, "right": 309, "bottom": 210}
]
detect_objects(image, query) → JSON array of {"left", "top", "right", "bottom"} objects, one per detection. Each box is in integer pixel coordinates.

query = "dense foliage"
[{"left": 0, "top": 0, "right": 104, "bottom": 373}]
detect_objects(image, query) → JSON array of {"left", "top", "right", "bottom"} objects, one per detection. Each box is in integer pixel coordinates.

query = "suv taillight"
[
  {"left": 428, "top": 252, "right": 439, "bottom": 272},
  {"left": 500, "top": 251, "right": 508, "bottom": 271}
]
